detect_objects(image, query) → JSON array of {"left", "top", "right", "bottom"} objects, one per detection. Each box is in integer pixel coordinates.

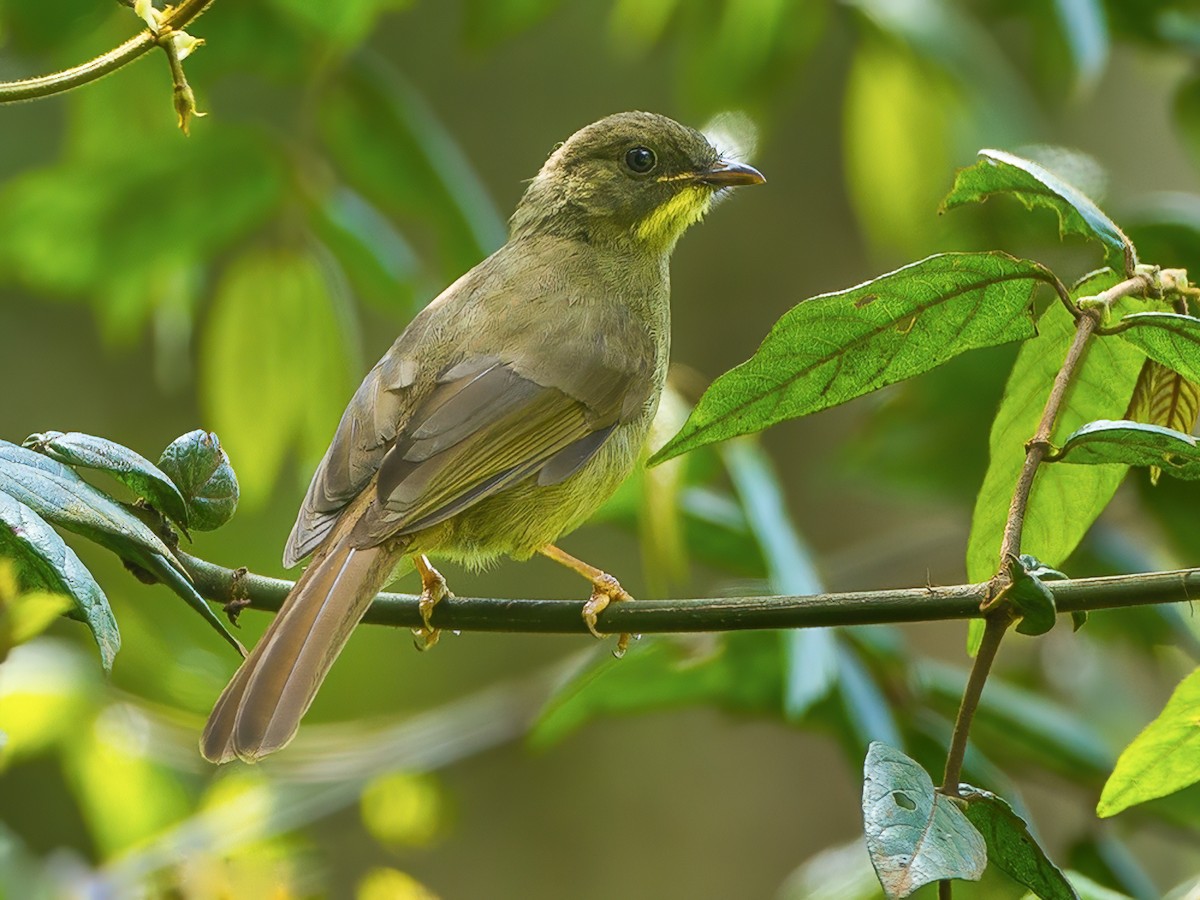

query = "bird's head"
[{"left": 511, "top": 111, "right": 765, "bottom": 252}]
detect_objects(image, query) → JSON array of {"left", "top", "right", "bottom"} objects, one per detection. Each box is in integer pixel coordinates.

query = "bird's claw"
[
  {"left": 581, "top": 573, "right": 634, "bottom": 658},
  {"left": 412, "top": 559, "right": 452, "bottom": 652}
]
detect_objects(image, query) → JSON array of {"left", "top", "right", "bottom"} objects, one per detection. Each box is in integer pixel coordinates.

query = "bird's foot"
[
  {"left": 581, "top": 572, "right": 635, "bottom": 658},
  {"left": 412, "top": 555, "right": 452, "bottom": 651}
]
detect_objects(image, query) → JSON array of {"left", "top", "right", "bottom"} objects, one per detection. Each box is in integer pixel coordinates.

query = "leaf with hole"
[
  {"left": 0, "top": 492, "right": 119, "bottom": 670},
  {"left": 23, "top": 431, "right": 190, "bottom": 532},
  {"left": 960, "top": 784, "right": 1078, "bottom": 900},
  {"left": 942, "top": 149, "right": 1135, "bottom": 274},
  {"left": 862, "top": 742, "right": 986, "bottom": 898},
  {"left": 653, "top": 252, "right": 1047, "bottom": 464},
  {"left": 1098, "top": 667, "right": 1200, "bottom": 817}
]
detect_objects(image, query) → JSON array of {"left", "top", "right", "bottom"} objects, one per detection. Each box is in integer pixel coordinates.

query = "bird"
[{"left": 201, "top": 110, "right": 764, "bottom": 763}]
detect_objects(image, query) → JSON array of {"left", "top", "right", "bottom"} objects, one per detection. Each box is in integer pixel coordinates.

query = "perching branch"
[
  {"left": 176, "top": 551, "right": 1200, "bottom": 636},
  {"left": 0, "top": 0, "right": 213, "bottom": 104}
]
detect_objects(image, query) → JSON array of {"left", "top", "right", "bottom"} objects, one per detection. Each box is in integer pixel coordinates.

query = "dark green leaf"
[
  {"left": 1098, "top": 666, "right": 1200, "bottom": 817},
  {"left": 1004, "top": 555, "right": 1059, "bottom": 637},
  {"left": 23, "top": 431, "right": 190, "bottom": 531},
  {"left": 319, "top": 54, "right": 506, "bottom": 279},
  {"left": 960, "top": 784, "right": 1079, "bottom": 900},
  {"left": 0, "top": 440, "right": 183, "bottom": 572},
  {"left": 531, "top": 632, "right": 784, "bottom": 749},
  {"left": 653, "top": 252, "right": 1046, "bottom": 464},
  {"left": 1051, "top": 419, "right": 1200, "bottom": 478},
  {"left": 0, "top": 492, "right": 119, "bottom": 670},
  {"left": 862, "top": 742, "right": 986, "bottom": 898},
  {"left": 966, "top": 271, "right": 1144, "bottom": 626},
  {"left": 942, "top": 149, "right": 1135, "bottom": 274},
  {"left": 157, "top": 431, "right": 239, "bottom": 532},
  {"left": 1115, "top": 312, "right": 1200, "bottom": 386}
]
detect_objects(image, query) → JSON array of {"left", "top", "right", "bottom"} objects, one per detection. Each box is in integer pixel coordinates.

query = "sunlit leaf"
[
  {"left": 966, "top": 271, "right": 1144, "bottom": 628},
  {"left": 960, "top": 784, "right": 1078, "bottom": 899},
  {"left": 23, "top": 430, "right": 190, "bottom": 531},
  {"left": 942, "top": 150, "right": 1135, "bottom": 274},
  {"left": 862, "top": 742, "right": 986, "bottom": 898},
  {"left": 1051, "top": 419, "right": 1200, "bottom": 478},
  {"left": 200, "top": 250, "right": 354, "bottom": 507},
  {"left": 0, "top": 640, "right": 99, "bottom": 762},
  {"left": 844, "top": 38, "right": 957, "bottom": 255},
  {"left": 2, "top": 590, "right": 72, "bottom": 651},
  {"left": 1098, "top": 667, "right": 1200, "bottom": 817},
  {"left": 157, "top": 430, "right": 239, "bottom": 532},
  {"left": 0, "top": 493, "right": 119, "bottom": 670},
  {"left": 357, "top": 867, "right": 440, "bottom": 900},
  {"left": 654, "top": 252, "right": 1046, "bottom": 464},
  {"left": 360, "top": 772, "right": 442, "bottom": 848}
]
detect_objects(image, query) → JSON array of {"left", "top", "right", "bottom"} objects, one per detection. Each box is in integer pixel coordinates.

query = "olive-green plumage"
[{"left": 201, "top": 111, "right": 764, "bottom": 763}]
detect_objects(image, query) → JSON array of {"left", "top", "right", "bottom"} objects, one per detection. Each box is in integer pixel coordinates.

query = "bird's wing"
[
  {"left": 353, "top": 353, "right": 644, "bottom": 544},
  {"left": 283, "top": 348, "right": 419, "bottom": 566}
]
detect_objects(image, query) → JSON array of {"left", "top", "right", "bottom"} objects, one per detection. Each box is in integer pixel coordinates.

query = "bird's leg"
[
  {"left": 412, "top": 554, "right": 451, "bottom": 651},
  {"left": 539, "top": 544, "right": 634, "bottom": 657}
]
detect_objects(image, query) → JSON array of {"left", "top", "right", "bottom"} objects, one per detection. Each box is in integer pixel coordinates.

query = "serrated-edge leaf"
[
  {"left": 25, "top": 431, "right": 190, "bottom": 531},
  {"left": 0, "top": 441, "right": 183, "bottom": 572},
  {"left": 0, "top": 492, "right": 119, "bottom": 670},
  {"left": 863, "top": 742, "right": 987, "bottom": 898},
  {"left": 1116, "top": 312, "right": 1200, "bottom": 387},
  {"left": 1098, "top": 667, "right": 1200, "bottom": 817},
  {"left": 960, "top": 784, "right": 1079, "bottom": 900},
  {"left": 1053, "top": 419, "right": 1200, "bottom": 477},
  {"left": 942, "top": 149, "right": 1135, "bottom": 274},
  {"left": 653, "top": 252, "right": 1047, "bottom": 464}
]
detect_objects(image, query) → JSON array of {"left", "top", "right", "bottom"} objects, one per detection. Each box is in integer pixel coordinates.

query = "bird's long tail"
[{"left": 200, "top": 535, "right": 397, "bottom": 764}]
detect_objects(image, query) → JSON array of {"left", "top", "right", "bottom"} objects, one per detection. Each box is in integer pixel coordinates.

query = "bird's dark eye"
[{"left": 625, "top": 146, "right": 657, "bottom": 174}]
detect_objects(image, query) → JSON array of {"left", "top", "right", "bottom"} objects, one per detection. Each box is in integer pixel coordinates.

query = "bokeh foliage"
[{"left": 5, "top": 1, "right": 1200, "bottom": 898}]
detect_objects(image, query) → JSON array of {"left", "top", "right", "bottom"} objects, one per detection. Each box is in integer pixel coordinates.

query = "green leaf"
[
  {"left": 1115, "top": 312, "right": 1200, "bottom": 386},
  {"left": 862, "top": 742, "right": 986, "bottom": 898},
  {"left": 942, "top": 149, "right": 1135, "bottom": 275},
  {"left": 653, "top": 252, "right": 1046, "bottom": 464},
  {"left": 0, "top": 440, "right": 184, "bottom": 572},
  {"left": 267, "top": 0, "right": 413, "bottom": 49},
  {"left": 1051, "top": 419, "right": 1200, "bottom": 478},
  {"left": 157, "top": 431, "right": 239, "bottom": 532},
  {"left": 3, "top": 591, "right": 72, "bottom": 648},
  {"left": 200, "top": 249, "right": 353, "bottom": 507},
  {"left": 1052, "top": 0, "right": 1110, "bottom": 94},
  {"left": 844, "top": 38, "right": 959, "bottom": 255},
  {"left": 1004, "top": 555, "right": 1059, "bottom": 637},
  {"left": 23, "top": 431, "right": 190, "bottom": 531},
  {"left": 319, "top": 55, "right": 506, "bottom": 279},
  {"left": 531, "top": 632, "right": 784, "bottom": 749},
  {"left": 0, "top": 493, "right": 119, "bottom": 671},
  {"left": 720, "top": 439, "right": 836, "bottom": 719},
  {"left": 1097, "top": 667, "right": 1200, "bottom": 817},
  {"left": 966, "top": 270, "right": 1144, "bottom": 614},
  {"left": 960, "top": 784, "right": 1079, "bottom": 900}
]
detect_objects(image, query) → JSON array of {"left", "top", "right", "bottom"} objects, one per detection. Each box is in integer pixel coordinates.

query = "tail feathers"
[{"left": 200, "top": 538, "right": 393, "bottom": 764}]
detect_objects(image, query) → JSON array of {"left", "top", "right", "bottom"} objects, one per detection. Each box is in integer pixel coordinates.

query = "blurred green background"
[{"left": 5, "top": 1, "right": 1200, "bottom": 897}]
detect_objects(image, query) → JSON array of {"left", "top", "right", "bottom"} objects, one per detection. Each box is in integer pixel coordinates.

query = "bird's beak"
[{"left": 695, "top": 159, "right": 766, "bottom": 187}]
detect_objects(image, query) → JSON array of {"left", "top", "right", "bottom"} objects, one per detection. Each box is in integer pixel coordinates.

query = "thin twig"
[
  {"left": 174, "top": 551, "right": 1200, "bottom": 635},
  {"left": 0, "top": 0, "right": 214, "bottom": 103}
]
